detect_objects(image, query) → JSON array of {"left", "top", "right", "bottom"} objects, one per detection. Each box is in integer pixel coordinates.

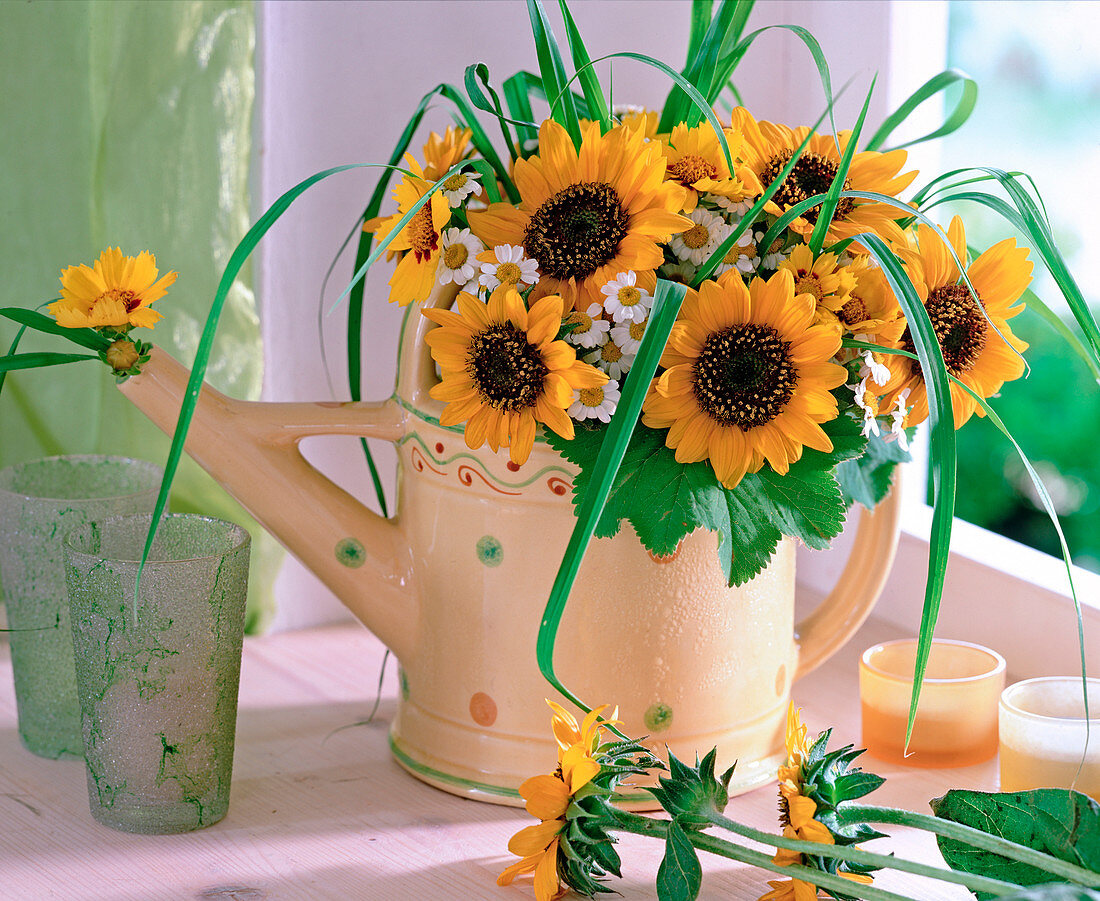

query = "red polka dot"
[
  {"left": 435, "top": 442, "right": 445, "bottom": 454},
  {"left": 506, "top": 461, "right": 521, "bottom": 472},
  {"left": 469, "top": 692, "right": 497, "bottom": 726}
]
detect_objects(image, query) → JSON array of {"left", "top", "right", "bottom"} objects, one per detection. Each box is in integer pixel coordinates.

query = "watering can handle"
[{"left": 793, "top": 474, "right": 904, "bottom": 679}]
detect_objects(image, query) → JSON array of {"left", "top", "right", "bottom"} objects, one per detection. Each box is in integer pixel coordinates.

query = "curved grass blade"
[
  {"left": 527, "top": 0, "right": 581, "bottom": 146},
  {"left": 136, "top": 162, "right": 389, "bottom": 613},
  {"left": 667, "top": 0, "right": 741, "bottom": 130},
  {"left": 1020, "top": 287, "right": 1100, "bottom": 382},
  {"left": 557, "top": 0, "right": 611, "bottom": 132},
  {"left": 536, "top": 279, "right": 687, "bottom": 717},
  {"left": 467, "top": 158, "right": 503, "bottom": 204},
  {"left": 864, "top": 68, "right": 978, "bottom": 152},
  {"left": 857, "top": 233, "right": 956, "bottom": 748},
  {"left": 684, "top": 0, "right": 716, "bottom": 74},
  {"left": 0, "top": 351, "right": 99, "bottom": 372},
  {"left": 464, "top": 63, "right": 519, "bottom": 158},
  {"left": 0, "top": 308, "right": 111, "bottom": 353},
  {"left": 808, "top": 76, "right": 875, "bottom": 255}
]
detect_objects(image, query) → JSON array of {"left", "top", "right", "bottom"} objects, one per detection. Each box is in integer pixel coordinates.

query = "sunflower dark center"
[
  {"left": 524, "top": 181, "right": 627, "bottom": 281},
  {"left": 466, "top": 322, "right": 549, "bottom": 411},
  {"left": 760, "top": 150, "right": 855, "bottom": 225},
  {"left": 669, "top": 154, "right": 719, "bottom": 187},
  {"left": 900, "top": 284, "right": 987, "bottom": 374},
  {"left": 839, "top": 297, "right": 868, "bottom": 326},
  {"left": 692, "top": 324, "right": 796, "bottom": 428}
]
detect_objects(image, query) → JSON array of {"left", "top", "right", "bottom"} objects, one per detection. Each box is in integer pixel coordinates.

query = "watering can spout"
[{"left": 118, "top": 348, "right": 419, "bottom": 662}]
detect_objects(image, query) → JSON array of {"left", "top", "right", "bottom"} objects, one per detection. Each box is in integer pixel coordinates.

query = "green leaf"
[
  {"left": 932, "top": 789, "right": 1100, "bottom": 899},
  {"left": 463, "top": 63, "right": 519, "bottom": 157},
  {"left": 836, "top": 428, "right": 911, "bottom": 509},
  {"left": 656, "top": 820, "right": 703, "bottom": 901},
  {"left": 526, "top": 0, "right": 581, "bottom": 146},
  {"left": 0, "top": 308, "right": 111, "bottom": 352},
  {"left": 745, "top": 464, "right": 845, "bottom": 552},
  {"left": 557, "top": 0, "right": 611, "bottom": 131}
]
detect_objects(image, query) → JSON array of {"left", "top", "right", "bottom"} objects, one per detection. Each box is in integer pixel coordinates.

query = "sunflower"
[
  {"left": 661, "top": 122, "right": 761, "bottom": 212},
  {"left": 468, "top": 119, "right": 690, "bottom": 312},
  {"left": 50, "top": 247, "right": 175, "bottom": 331},
  {"left": 758, "top": 705, "right": 878, "bottom": 901},
  {"left": 731, "top": 106, "right": 917, "bottom": 249},
  {"left": 422, "top": 287, "right": 607, "bottom": 464},
  {"left": 829, "top": 256, "right": 906, "bottom": 344},
  {"left": 497, "top": 740, "right": 603, "bottom": 901},
  {"left": 546, "top": 702, "right": 618, "bottom": 757},
  {"left": 366, "top": 156, "right": 452, "bottom": 306},
  {"left": 777, "top": 244, "right": 856, "bottom": 331},
  {"left": 874, "top": 215, "right": 1031, "bottom": 429},
  {"left": 641, "top": 269, "right": 848, "bottom": 488}
]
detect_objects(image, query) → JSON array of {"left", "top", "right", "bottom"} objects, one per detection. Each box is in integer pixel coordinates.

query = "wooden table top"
[{"left": 0, "top": 616, "right": 999, "bottom": 900}]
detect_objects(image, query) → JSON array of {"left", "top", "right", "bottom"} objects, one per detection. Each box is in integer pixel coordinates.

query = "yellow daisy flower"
[
  {"left": 367, "top": 156, "right": 452, "bottom": 306},
  {"left": 731, "top": 106, "right": 918, "bottom": 248},
  {"left": 661, "top": 122, "right": 761, "bottom": 212},
  {"left": 832, "top": 256, "right": 906, "bottom": 343},
  {"left": 50, "top": 248, "right": 175, "bottom": 331},
  {"left": 875, "top": 215, "right": 1031, "bottom": 428},
  {"left": 422, "top": 286, "right": 607, "bottom": 464},
  {"left": 615, "top": 107, "right": 660, "bottom": 140},
  {"left": 497, "top": 737, "right": 603, "bottom": 901},
  {"left": 546, "top": 701, "right": 619, "bottom": 758},
  {"left": 777, "top": 243, "right": 856, "bottom": 331},
  {"left": 641, "top": 269, "right": 848, "bottom": 488},
  {"left": 421, "top": 125, "right": 474, "bottom": 181},
  {"left": 468, "top": 119, "right": 690, "bottom": 312}
]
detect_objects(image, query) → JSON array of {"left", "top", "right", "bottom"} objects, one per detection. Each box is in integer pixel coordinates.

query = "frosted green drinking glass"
[
  {"left": 0, "top": 456, "right": 162, "bottom": 758},
  {"left": 64, "top": 513, "right": 250, "bottom": 834}
]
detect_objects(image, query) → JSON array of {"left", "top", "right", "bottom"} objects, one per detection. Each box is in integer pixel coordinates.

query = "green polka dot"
[
  {"left": 644, "top": 702, "right": 673, "bottom": 733},
  {"left": 476, "top": 535, "right": 503, "bottom": 568},
  {"left": 398, "top": 667, "right": 410, "bottom": 701},
  {"left": 335, "top": 537, "right": 366, "bottom": 568}
]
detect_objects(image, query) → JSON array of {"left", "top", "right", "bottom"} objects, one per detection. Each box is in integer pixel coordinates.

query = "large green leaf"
[
  {"left": 932, "top": 789, "right": 1100, "bottom": 899},
  {"left": 656, "top": 819, "right": 703, "bottom": 901},
  {"left": 836, "top": 428, "right": 911, "bottom": 509}
]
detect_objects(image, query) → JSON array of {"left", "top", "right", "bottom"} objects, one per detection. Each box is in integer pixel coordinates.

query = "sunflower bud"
[{"left": 105, "top": 339, "right": 140, "bottom": 372}]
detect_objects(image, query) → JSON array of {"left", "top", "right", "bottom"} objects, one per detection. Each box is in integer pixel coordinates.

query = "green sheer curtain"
[{"left": 0, "top": 0, "right": 279, "bottom": 631}]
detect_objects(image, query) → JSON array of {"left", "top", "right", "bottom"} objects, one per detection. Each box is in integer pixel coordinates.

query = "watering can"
[{"left": 119, "top": 281, "right": 901, "bottom": 806}]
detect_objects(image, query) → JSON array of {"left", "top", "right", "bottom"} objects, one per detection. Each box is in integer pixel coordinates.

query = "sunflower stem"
[
  {"left": 705, "top": 810, "right": 1021, "bottom": 896},
  {"left": 843, "top": 804, "right": 1100, "bottom": 888},
  {"left": 610, "top": 810, "right": 1007, "bottom": 901}
]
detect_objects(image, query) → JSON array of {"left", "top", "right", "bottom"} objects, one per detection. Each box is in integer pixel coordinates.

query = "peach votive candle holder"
[
  {"left": 999, "top": 677, "right": 1100, "bottom": 799},
  {"left": 860, "top": 638, "right": 1006, "bottom": 767}
]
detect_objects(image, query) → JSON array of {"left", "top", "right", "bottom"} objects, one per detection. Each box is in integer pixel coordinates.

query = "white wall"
[{"left": 255, "top": 0, "right": 939, "bottom": 630}]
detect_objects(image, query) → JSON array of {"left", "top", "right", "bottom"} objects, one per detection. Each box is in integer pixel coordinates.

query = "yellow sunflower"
[
  {"left": 777, "top": 243, "right": 856, "bottom": 331},
  {"left": 421, "top": 125, "right": 474, "bottom": 181},
  {"left": 468, "top": 119, "right": 690, "bottom": 311},
  {"left": 875, "top": 215, "right": 1031, "bottom": 428},
  {"left": 366, "top": 156, "right": 451, "bottom": 306},
  {"left": 661, "top": 122, "right": 762, "bottom": 212},
  {"left": 423, "top": 286, "right": 607, "bottom": 464},
  {"left": 50, "top": 248, "right": 175, "bottom": 330},
  {"left": 731, "top": 106, "right": 917, "bottom": 248},
  {"left": 497, "top": 737, "right": 603, "bottom": 901},
  {"left": 830, "top": 256, "right": 906, "bottom": 344},
  {"left": 642, "top": 269, "right": 847, "bottom": 488}
]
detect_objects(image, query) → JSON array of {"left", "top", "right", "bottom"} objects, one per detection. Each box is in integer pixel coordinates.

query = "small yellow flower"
[
  {"left": 49, "top": 248, "right": 175, "bottom": 330},
  {"left": 546, "top": 701, "right": 619, "bottom": 758}
]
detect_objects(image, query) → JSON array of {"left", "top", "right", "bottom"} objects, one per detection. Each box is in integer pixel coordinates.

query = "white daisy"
[
  {"left": 890, "top": 389, "right": 911, "bottom": 451},
  {"left": 439, "top": 170, "right": 481, "bottom": 208},
  {"left": 760, "top": 236, "right": 790, "bottom": 271},
  {"left": 600, "top": 271, "right": 653, "bottom": 324},
  {"left": 568, "top": 379, "right": 621, "bottom": 423},
  {"left": 859, "top": 348, "right": 891, "bottom": 387},
  {"left": 477, "top": 244, "right": 539, "bottom": 291},
  {"left": 436, "top": 227, "right": 483, "bottom": 287},
  {"left": 852, "top": 376, "right": 881, "bottom": 439},
  {"left": 668, "top": 208, "right": 728, "bottom": 266},
  {"left": 610, "top": 316, "right": 646, "bottom": 356},
  {"left": 585, "top": 338, "right": 631, "bottom": 380},
  {"left": 707, "top": 195, "right": 752, "bottom": 217},
  {"left": 565, "top": 303, "right": 611, "bottom": 349},
  {"left": 728, "top": 226, "right": 765, "bottom": 274}
]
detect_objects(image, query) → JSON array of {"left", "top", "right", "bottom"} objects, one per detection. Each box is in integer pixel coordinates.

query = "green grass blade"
[
  {"left": 464, "top": 63, "right": 519, "bottom": 158},
  {"left": 684, "top": 0, "right": 715, "bottom": 73},
  {"left": 440, "top": 84, "right": 520, "bottom": 203},
  {"left": 588, "top": 51, "right": 734, "bottom": 175},
  {"left": 808, "top": 76, "right": 875, "bottom": 255},
  {"left": 1020, "top": 287, "right": 1100, "bottom": 382},
  {"left": 536, "top": 280, "right": 688, "bottom": 712},
  {"left": 864, "top": 68, "right": 978, "bottom": 152},
  {"left": 467, "top": 159, "right": 503, "bottom": 204},
  {"left": 526, "top": 0, "right": 581, "bottom": 146},
  {"left": 557, "top": 0, "right": 611, "bottom": 131},
  {"left": 137, "top": 162, "right": 384, "bottom": 612},
  {"left": 858, "top": 233, "right": 956, "bottom": 748},
  {"left": 0, "top": 351, "right": 99, "bottom": 372},
  {"left": 503, "top": 70, "right": 540, "bottom": 148},
  {"left": 661, "top": 0, "right": 739, "bottom": 130},
  {"left": 0, "top": 308, "right": 111, "bottom": 353}
]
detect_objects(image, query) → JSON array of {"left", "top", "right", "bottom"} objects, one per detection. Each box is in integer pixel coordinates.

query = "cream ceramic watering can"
[{"left": 120, "top": 281, "right": 902, "bottom": 807}]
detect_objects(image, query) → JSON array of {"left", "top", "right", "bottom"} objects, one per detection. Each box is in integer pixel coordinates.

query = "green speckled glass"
[
  {"left": 64, "top": 514, "right": 250, "bottom": 834},
  {"left": 0, "top": 456, "right": 162, "bottom": 758}
]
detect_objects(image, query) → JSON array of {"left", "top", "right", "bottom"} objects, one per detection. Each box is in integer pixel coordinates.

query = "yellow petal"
[
  {"left": 507, "top": 819, "right": 562, "bottom": 857},
  {"left": 520, "top": 773, "right": 570, "bottom": 821}
]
